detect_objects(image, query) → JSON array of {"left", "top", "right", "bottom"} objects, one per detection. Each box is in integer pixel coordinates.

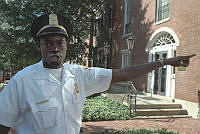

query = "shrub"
[
  {"left": 92, "top": 128, "right": 179, "bottom": 134},
  {"left": 82, "top": 96, "right": 130, "bottom": 121},
  {"left": 0, "top": 83, "right": 6, "bottom": 92}
]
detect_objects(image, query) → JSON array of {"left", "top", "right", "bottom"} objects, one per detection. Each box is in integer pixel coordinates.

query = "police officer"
[{"left": 0, "top": 13, "right": 195, "bottom": 134}]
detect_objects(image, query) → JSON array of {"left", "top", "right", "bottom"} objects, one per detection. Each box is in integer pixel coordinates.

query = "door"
[{"left": 153, "top": 51, "right": 167, "bottom": 96}]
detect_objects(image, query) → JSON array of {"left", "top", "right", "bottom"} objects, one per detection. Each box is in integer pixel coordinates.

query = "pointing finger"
[{"left": 186, "top": 54, "right": 196, "bottom": 58}]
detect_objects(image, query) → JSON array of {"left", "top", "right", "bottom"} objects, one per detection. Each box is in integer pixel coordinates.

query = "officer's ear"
[
  {"left": 37, "top": 41, "right": 40, "bottom": 48},
  {"left": 36, "top": 39, "right": 41, "bottom": 50},
  {"left": 65, "top": 37, "right": 68, "bottom": 49}
]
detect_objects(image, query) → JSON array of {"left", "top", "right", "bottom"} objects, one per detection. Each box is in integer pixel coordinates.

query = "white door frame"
[{"left": 146, "top": 27, "right": 179, "bottom": 98}]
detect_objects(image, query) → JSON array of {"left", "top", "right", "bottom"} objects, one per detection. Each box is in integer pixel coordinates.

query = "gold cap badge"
[{"left": 49, "top": 14, "right": 58, "bottom": 25}]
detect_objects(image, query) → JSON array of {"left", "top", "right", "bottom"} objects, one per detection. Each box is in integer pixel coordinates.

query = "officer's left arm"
[{"left": 111, "top": 54, "right": 196, "bottom": 83}]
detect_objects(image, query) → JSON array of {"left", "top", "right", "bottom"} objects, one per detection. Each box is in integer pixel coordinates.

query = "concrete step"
[
  {"left": 136, "top": 108, "right": 188, "bottom": 116},
  {"left": 103, "top": 93, "right": 190, "bottom": 118},
  {"left": 132, "top": 115, "right": 192, "bottom": 119},
  {"left": 136, "top": 104, "right": 182, "bottom": 109}
]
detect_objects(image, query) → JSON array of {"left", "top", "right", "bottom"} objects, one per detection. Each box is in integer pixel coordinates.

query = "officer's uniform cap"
[{"left": 30, "top": 13, "right": 73, "bottom": 42}]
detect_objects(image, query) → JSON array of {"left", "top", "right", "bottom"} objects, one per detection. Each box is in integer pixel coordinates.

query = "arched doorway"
[{"left": 146, "top": 27, "right": 179, "bottom": 98}]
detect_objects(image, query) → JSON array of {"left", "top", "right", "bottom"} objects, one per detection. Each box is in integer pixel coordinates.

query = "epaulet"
[{"left": 81, "top": 66, "right": 92, "bottom": 70}]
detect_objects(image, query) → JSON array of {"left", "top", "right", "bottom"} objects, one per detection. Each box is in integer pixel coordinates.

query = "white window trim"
[
  {"left": 123, "top": 0, "right": 132, "bottom": 36},
  {"left": 146, "top": 27, "right": 180, "bottom": 52},
  {"left": 121, "top": 49, "right": 129, "bottom": 68},
  {"left": 123, "top": 0, "right": 128, "bottom": 35},
  {"left": 154, "top": 17, "right": 170, "bottom": 25}
]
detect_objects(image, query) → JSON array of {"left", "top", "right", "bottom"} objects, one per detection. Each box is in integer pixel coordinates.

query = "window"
[
  {"left": 156, "top": 0, "right": 170, "bottom": 22},
  {"left": 153, "top": 33, "right": 175, "bottom": 47},
  {"left": 94, "top": 17, "right": 103, "bottom": 37},
  {"left": 106, "top": 7, "right": 113, "bottom": 29},
  {"left": 121, "top": 49, "right": 130, "bottom": 68},
  {"left": 94, "top": 6, "right": 113, "bottom": 36},
  {"left": 94, "top": 21, "right": 98, "bottom": 37},
  {"left": 124, "top": 0, "right": 132, "bottom": 35}
]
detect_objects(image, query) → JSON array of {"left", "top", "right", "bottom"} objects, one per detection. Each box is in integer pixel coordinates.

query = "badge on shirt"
[
  {"left": 73, "top": 83, "right": 80, "bottom": 103},
  {"left": 81, "top": 66, "right": 92, "bottom": 70},
  {"left": 74, "top": 83, "right": 79, "bottom": 93},
  {"left": 36, "top": 99, "right": 49, "bottom": 106}
]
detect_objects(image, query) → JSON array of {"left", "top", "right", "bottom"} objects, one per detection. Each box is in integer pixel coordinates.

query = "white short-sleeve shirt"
[{"left": 0, "top": 61, "right": 112, "bottom": 134}]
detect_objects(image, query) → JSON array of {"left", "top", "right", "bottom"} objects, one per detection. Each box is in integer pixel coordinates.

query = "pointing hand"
[{"left": 164, "top": 54, "right": 196, "bottom": 67}]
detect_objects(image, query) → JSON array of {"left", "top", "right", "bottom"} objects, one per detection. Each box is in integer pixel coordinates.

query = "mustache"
[
  {"left": 47, "top": 47, "right": 60, "bottom": 52},
  {"left": 48, "top": 53, "right": 61, "bottom": 58}
]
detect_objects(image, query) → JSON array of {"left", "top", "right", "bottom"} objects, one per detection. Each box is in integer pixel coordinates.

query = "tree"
[{"left": 0, "top": 0, "right": 111, "bottom": 71}]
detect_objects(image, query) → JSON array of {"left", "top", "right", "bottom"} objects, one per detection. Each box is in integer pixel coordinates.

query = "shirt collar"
[{"left": 34, "top": 60, "right": 75, "bottom": 80}]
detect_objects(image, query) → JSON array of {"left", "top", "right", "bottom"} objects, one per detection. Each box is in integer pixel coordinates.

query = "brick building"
[{"left": 109, "top": 0, "right": 200, "bottom": 118}]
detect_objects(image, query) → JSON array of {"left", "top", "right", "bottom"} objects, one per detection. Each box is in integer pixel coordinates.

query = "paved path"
[{"left": 81, "top": 118, "right": 200, "bottom": 134}]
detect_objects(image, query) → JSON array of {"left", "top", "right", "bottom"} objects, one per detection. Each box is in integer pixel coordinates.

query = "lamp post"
[
  {"left": 126, "top": 36, "right": 135, "bottom": 65},
  {"left": 126, "top": 35, "right": 136, "bottom": 116},
  {"left": 104, "top": 43, "right": 110, "bottom": 68}
]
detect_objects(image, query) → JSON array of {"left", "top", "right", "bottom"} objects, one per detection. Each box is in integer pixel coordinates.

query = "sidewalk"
[
  {"left": 81, "top": 118, "right": 200, "bottom": 134},
  {"left": 105, "top": 82, "right": 176, "bottom": 105}
]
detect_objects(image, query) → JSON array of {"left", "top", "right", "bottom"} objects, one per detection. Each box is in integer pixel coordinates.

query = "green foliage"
[
  {"left": 0, "top": 83, "right": 6, "bottom": 92},
  {"left": 0, "top": 0, "right": 112, "bottom": 70},
  {"left": 92, "top": 128, "right": 179, "bottom": 134},
  {"left": 82, "top": 96, "right": 130, "bottom": 121}
]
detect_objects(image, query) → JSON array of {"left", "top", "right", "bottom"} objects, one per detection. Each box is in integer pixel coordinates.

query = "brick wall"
[
  {"left": 171, "top": 0, "right": 200, "bottom": 103},
  {"left": 111, "top": 0, "right": 200, "bottom": 103}
]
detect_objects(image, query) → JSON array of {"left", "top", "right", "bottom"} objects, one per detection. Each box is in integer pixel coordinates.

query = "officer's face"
[{"left": 39, "top": 34, "right": 67, "bottom": 69}]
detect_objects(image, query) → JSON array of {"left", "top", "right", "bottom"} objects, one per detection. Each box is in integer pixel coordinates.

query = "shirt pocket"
[
  {"left": 67, "top": 92, "right": 82, "bottom": 121},
  {"left": 29, "top": 98, "right": 59, "bottom": 131},
  {"left": 73, "top": 92, "right": 80, "bottom": 104}
]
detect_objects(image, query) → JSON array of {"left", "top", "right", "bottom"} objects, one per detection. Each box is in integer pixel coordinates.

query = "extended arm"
[{"left": 111, "top": 54, "right": 196, "bottom": 83}]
